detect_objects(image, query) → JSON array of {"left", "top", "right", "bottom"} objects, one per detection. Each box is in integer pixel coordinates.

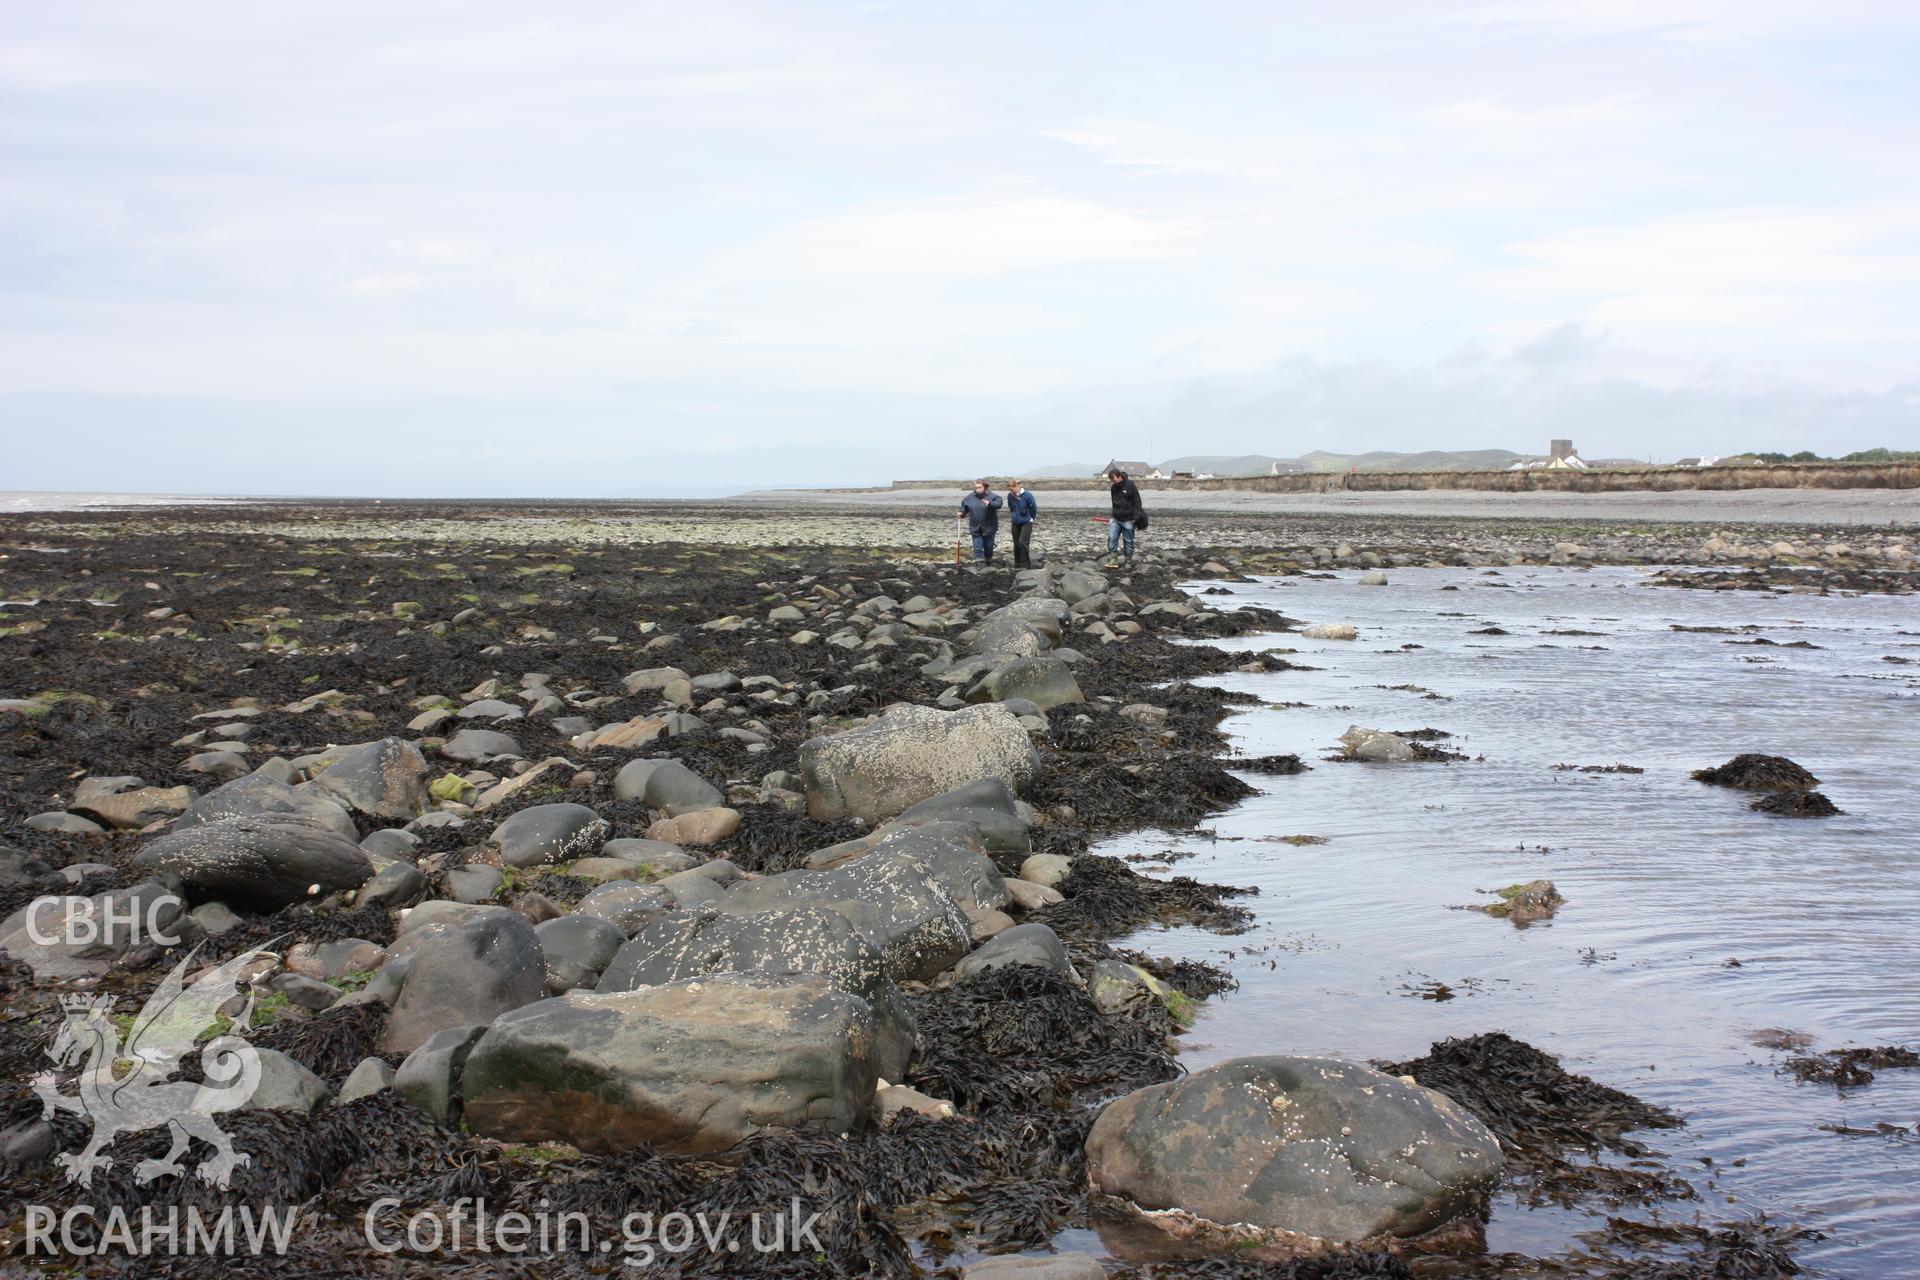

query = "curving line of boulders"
[{"left": 0, "top": 557, "right": 1509, "bottom": 1264}]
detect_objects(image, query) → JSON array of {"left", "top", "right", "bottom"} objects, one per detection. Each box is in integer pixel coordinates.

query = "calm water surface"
[{"left": 1096, "top": 565, "right": 1919, "bottom": 1274}]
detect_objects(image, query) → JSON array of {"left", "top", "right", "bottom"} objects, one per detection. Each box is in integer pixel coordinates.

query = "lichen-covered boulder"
[
  {"left": 716, "top": 850, "right": 971, "bottom": 981},
  {"left": 799, "top": 703, "right": 1038, "bottom": 823},
  {"left": 171, "top": 771, "right": 358, "bottom": 840},
  {"left": 597, "top": 906, "right": 915, "bottom": 1079},
  {"left": 856, "top": 827, "right": 1009, "bottom": 912},
  {"left": 461, "top": 974, "right": 879, "bottom": 1154},
  {"left": 1086, "top": 1056, "right": 1502, "bottom": 1249}
]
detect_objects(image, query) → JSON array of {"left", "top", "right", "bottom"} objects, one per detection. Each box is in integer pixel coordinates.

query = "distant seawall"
[{"left": 889, "top": 462, "right": 1920, "bottom": 495}]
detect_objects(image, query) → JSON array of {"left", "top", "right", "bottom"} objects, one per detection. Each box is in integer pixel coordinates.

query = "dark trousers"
[
  {"left": 1011, "top": 522, "right": 1033, "bottom": 568},
  {"left": 970, "top": 529, "right": 996, "bottom": 562}
]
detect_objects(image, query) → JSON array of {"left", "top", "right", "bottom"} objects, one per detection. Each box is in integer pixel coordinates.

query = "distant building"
[
  {"left": 1267, "top": 460, "right": 1309, "bottom": 475},
  {"left": 1511, "top": 438, "right": 1591, "bottom": 471},
  {"left": 1099, "top": 459, "right": 1162, "bottom": 479}
]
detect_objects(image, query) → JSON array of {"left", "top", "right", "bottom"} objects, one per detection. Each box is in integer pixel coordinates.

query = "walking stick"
[{"left": 955, "top": 514, "right": 966, "bottom": 566}]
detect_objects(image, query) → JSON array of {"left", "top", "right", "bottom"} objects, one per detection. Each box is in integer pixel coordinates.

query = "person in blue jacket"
[
  {"left": 1007, "top": 479, "right": 1038, "bottom": 569},
  {"left": 957, "top": 479, "right": 1003, "bottom": 564}
]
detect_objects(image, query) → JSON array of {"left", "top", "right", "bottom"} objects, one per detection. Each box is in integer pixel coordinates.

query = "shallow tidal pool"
[{"left": 1094, "top": 564, "right": 1920, "bottom": 1273}]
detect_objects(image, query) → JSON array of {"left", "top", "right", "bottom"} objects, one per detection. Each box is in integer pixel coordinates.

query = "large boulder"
[
  {"left": 1337, "top": 726, "right": 1416, "bottom": 763},
  {"left": 393, "top": 1025, "right": 488, "bottom": 1120},
  {"left": 1086, "top": 1056, "right": 1502, "bottom": 1247},
  {"left": 574, "top": 881, "right": 672, "bottom": 934},
  {"left": 130, "top": 816, "right": 372, "bottom": 909},
  {"left": 0, "top": 880, "right": 186, "bottom": 980},
  {"left": 363, "top": 859, "right": 431, "bottom": 908},
  {"left": 952, "top": 922, "right": 1073, "bottom": 981},
  {"left": 0, "top": 846, "right": 56, "bottom": 893},
  {"left": 597, "top": 907, "right": 915, "bottom": 1079},
  {"left": 896, "top": 778, "right": 1020, "bottom": 822},
  {"left": 461, "top": 975, "right": 879, "bottom": 1155},
  {"left": 535, "top": 914, "right": 628, "bottom": 993},
  {"left": 964, "top": 656, "right": 1084, "bottom": 710},
  {"left": 69, "top": 785, "right": 194, "bottom": 830},
  {"left": 306, "top": 737, "right": 431, "bottom": 820},
  {"left": 799, "top": 703, "right": 1038, "bottom": 823},
  {"left": 378, "top": 912, "right": 548, "bottom": 1054},
  {"left": 613, "top": 758, "right": 722, "bottom": 809},
  {"left": 241, "top": 1049, "right": 329, "bottom": 1113},
  {"left": 857, "top": 827, "right": 1009, "bottom": 911},
  {"left": 171, "top": 771, "right": 358, "bottom": 840},
  {"left": 488, "top": 803, "right": 609, "bottom": 869},
  {"left": 969, "top": 617, "right": 1053, "bottom": 659},
  {"left": 980, "top": 596, "right": 1072, "bottom": 631},
  {"left": 716, "top": 851, "right": 971, "bottom": 981},
  {"left": 641, "top": 761, "right": 724, "bottom": 813},
  {"left": 1055, "top": 571, "right": 1108, "bottom": 606}
]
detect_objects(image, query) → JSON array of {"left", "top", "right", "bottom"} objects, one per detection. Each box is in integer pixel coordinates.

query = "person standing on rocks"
[
  {"left": 958, "top": 479, "right": 1004, "bottom": 565},
  {"left": 1106, "top": 468, "right": 1143, "bottom": 566},
  {"left": 1007, "top": 479, "right": 1038, "bottom": 569}
]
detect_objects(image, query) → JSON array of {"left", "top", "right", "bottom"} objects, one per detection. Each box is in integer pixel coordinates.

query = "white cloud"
[
  {"left": 1048, "top": 119, "right": 1314, "bottom": 183},
  {"left": 342, "top": 272, "right": 428, "bottom": 297},
  {"left": 708, "top": 196, "right": 1199, "bottom": 284},
  {"left": 1495, "top": 207, "right": 1920, "bottom": 298}
]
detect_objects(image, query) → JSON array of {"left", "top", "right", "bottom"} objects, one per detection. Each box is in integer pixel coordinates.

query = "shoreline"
[{"left": 0, "top": 505, "right": 1872, "bottom": 1275}]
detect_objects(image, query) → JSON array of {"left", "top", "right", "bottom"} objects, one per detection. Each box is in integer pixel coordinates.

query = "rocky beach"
[{"left": 1, "top": 497, "right": 1915, "bottom": 1278}]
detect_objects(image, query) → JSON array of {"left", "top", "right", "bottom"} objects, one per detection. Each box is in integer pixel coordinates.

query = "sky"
[{"left": 4, "top": 0, "right": 1918, "bottom": 496}]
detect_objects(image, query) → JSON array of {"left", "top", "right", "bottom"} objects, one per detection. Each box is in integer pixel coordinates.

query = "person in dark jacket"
[
  {"left": 1007, "top": 479, "right": 1038, "bottom": 569},
  {"left": 958, "top": 479, "right": 1003, "bottom": 564},
  {"left": 1106, "top": 468, "right": 1142, "bottom": 565}
]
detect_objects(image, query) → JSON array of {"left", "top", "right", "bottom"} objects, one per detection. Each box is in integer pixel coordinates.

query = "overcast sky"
[{"left": 4, "top": 1, "right": 1917, "bottom": 495}]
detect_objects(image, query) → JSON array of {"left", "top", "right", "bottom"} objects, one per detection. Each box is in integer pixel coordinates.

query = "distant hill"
[{"left": 1022, "top": 461, "right": 1102, "bottom": 479}]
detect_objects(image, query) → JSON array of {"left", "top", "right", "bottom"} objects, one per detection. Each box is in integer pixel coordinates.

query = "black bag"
[{"left": 1135, "top": 512, "right": 1150, "bottom": 531}]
